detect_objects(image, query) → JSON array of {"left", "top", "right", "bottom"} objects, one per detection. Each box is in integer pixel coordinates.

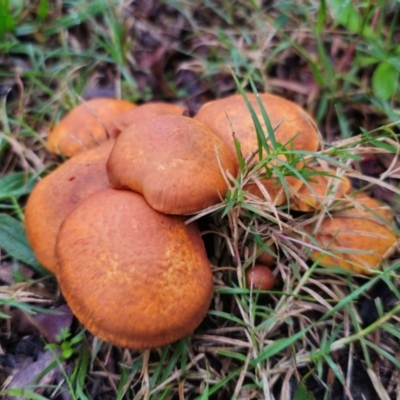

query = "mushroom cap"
[
  {"left": 113, "top": 102, "right": 185, "bottom": 131},
  {"left": 47, "top": 98, "right": 136, "bottom": 157},
  {"left": 256, "top": 240, "right": 277, "bottom": 267},
  {"left": 304, "top": 194, "right": 398, "bottom": 274},
  {"left": 290, "top": 166, "right": 352, "bottom": 211},
  {"left": 107, "top": 114, "right": 238, "bottom": 214},
  {"left": 194, "top": 93, "right": 321, "bottom": 164},
  {"left": 56, "top": 188, "right": 214, "bottom": 349},
  {"left": 245, "top": 265, "right": 274, "bottom": 290},
  {"left": 24, "top": 140, "right": 113, "bottom": 273},
  {"left": 244, "top": 175, "right": 303, "bottom": 206}
]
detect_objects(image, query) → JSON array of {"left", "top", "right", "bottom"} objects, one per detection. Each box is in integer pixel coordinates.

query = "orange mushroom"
[
  {"left": 245, "top": 265, "right": 274, "bottom": 290},
  {"left": 113, "top": 101, "right": 185, "bottom": 131},
  {"left": 194, "top": 93, "right": 321, "bottom": 165},
  {"left": 56, "top": 189, "right": 214, "bottom": 349},
  {"left": 289, "top": 166, "right": 352, "bottom": 212},
  {"left": 47, "top": 98, "right": 136, "bottom": 157},
  {"left": 303, "top": 194, "right": 398, "bottom": 274},
  {"left": 24, "top": 140, "right": 114, "bottom": 273},
  {"left": 244, "top": 175, "right": 303, "bottom": 206},
  {"left": 107, "top": 114, "right": 238, "bottom": 214},
  {"left": 256, "top": 240, "right": 277, "bottom": 267}
]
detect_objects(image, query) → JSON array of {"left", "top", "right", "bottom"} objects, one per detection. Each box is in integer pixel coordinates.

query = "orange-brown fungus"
[
  {"left": 47, "top": 98, "right": 136, "bottom": 157},
  {"left": 290, "top": 166, "right": 352, "bottom": 212},
  {"left": 245, "top": 175, "right": 303, "bottom": 206},
  {"left": 107, "top": 114, "right": 238, "bottom": 214},
  {"left": 194, "top": 93, "right": 321, "bottom": 166},
  {"left": 245, "top": 265, "right": 274, "bottom": 290},
  {"left": 113, "top": 102, "right": 185, "bottom": 131},
  {"left": 24, "top": 140, "right": 114, "bottom": 273},
  {"left": 303, "top": 194, "right": 398, "bottom": 274},
  {"left": 256, "top": 240, "right": 277, "bottom": 267},
  {"left": 56, "top": 189, "right": 214, "bottom": 349}
]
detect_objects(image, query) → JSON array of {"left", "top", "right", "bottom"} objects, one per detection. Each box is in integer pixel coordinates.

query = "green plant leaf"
[
  {"left": 250, "top": 324, "right": 314, "bottom": 366},
  {"left": 38, "top": 0, "right": 49, "bottom": 23},
  {"left": 233, "top": 136, "right": 246, "bottom": 173},
  {"left": 0, "top": 0, "right": 16, "bottom": 40},
  {"left": 249, "top": 78, "right": 279, "bottom": 151},
  {"left": 316, "top": 0, "right": 326, "bottom": 35},
  {"left": 372, "top": 62, "right": 399, "bottom": 101},
  {"left": 326, "top": 0, "right": 374, "bottom": 39},
  {"left": 230, "top": 72, "right": 271, "bottom": 159},
  {"left": 0, "top": 213, "right": 48, "bottom": 274},
  {"left": 0, "top": 389, "right": 49, "bottom": 400},
  {"left": 293, "top": 384, "right": 316, "bottom": 400},
  {"left": 0, "top": 172, "right": 37, "bottom": 200}
]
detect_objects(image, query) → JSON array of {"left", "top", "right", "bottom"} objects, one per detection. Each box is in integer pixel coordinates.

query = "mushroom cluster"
[
  {"left": 25, "top": 94, "right": 398, "bottom": 348},
  {"left": 26, "top": 98, "right": 237, "bottom": 349}
]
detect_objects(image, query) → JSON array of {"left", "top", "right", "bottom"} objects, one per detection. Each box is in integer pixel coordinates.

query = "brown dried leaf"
[
  {"left": 4, "top": 350, "right": 61, "bottom": 400},
  {"left": 33, "top": 304, "right": 73, "bottom": 343}
]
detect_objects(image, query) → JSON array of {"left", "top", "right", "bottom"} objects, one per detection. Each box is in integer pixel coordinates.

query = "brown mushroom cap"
[
  {"left": 290, "top": 166, "right": 352, "bottom": 212},
  {"left": 244, "top": 175, "right": 303, "bottom": 206},
  {"left": 256, "top": 240, "right": 277, "bottom": 266},
  {"left": 107, "top": 114, "right": 238, "bottom": 214},
  {"left": 245, "top": 265, "right": 274, "bottom": 290},
  {"left": 194, "top": 93, "right": 321, "bottom": 164},
  {"left": 303, "top": 194, "right": 398, "bottom": 274},
  {"left": 56, "top": 188, "right": 214, "bottom": 349},
  {"left": 47, "top": 98, "right": 136, "bottom": 157},
  {"left": 113, "top": 102, "right": 185, "bottom": 131},
  {"left": 24, "top": 140, "right": 114, "bottom": 273}
]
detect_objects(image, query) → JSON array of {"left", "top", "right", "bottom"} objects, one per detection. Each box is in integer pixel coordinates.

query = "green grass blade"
[
  {"left": 0, "top": 172, "right": 37, "bottom": 201},
  {"left": 249, "top": 78, "right": 279, "bottom": 151},
  {"left": 231, "top": 72, "right": 270, "bottom": 159},
  {"left": 0, "top": 213, "right": 47, "bottom": 274}
]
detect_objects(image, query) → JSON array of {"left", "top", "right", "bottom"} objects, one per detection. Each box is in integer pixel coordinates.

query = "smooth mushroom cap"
[
  {"left": 56, "top": 189, "right": 214, "bottom": 349},
  {"left": 256, "top": 240, "right": 277, "bottom": 266},
  {"left": 113, "top": 102, "right": 185, "bottom": 131},
  {"left": 244, "top": 175, "right": 303, "bottom": 206},
  {"left": 290, "top": 166, "right": 352, "bottom": 212},
  {"left": 303, "top": 194, "right": 398, "bottom": 274},
  {"left": 245, "top": 265, "right": 274, "bottom": 290},
  {"left": 47, "top": 98, "right": 136, "bottom": 157},
  {"left": 194, "top": 93, "right": 321, "bottom": 165},
  {"left": 107, "top": 114, "right": 238, "bottom": 215},
  {"left": 24, "top": 140, "right": 114, "bottom": 273}
]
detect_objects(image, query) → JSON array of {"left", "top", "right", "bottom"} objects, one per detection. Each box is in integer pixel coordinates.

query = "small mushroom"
[
  {"left": 113, "top": 102, "right": 185, "bottom": 131},
  {"left": 245, "top": 265, "right": 274, "bottom": 290},
  {"left": 303, "top": 194, "right": 398, "bottom": 274},
  {"left": 194, "top": 93, "right": 321, "bottom": 165},
  {"left": 24, "top": 140, "right": 114, "bottom": 272},
  {"left": 56, "top": 188, "right": 214, "bottom": 349},
  {"left": 256, "top": 240, "right": 277, "bottom": 267},
  {"left": 47, "top": 98, "right": 136, "bottom": 157},
  {"left": 107, "top": 114, "right": 238, "bottom": 214},
  {"left": 289, "top": 166, "right": 352, "bottom": 211}
]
